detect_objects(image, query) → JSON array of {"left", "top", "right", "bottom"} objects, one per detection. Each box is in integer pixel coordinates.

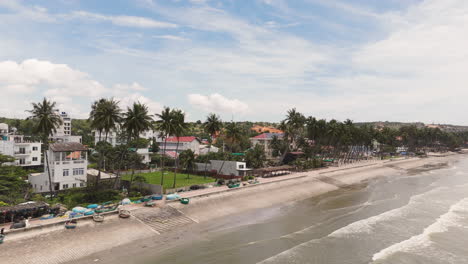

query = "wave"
[
  {"left": 372, "top": 197, "right": 468, "bottom": 262},
  {"left": 329, "top": 187, "right": 449, "bottom": 237}
]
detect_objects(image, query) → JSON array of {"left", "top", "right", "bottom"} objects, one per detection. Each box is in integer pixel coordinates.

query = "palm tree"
[
  {"left": 202, "top": 113, "right": 222, "bottom": 178},
  {"left": 123, "top": 102, "right": 153, "bottom": 142},
  {"left": 279, "top": 108, "right": 306, "bottom": 163},
  {"left": 216, "top": 122, "right": 243, "bottom": 175},
  {"left": 179, "top": 149, "right": 196, "bottom": 179},
  {"left": 28, "top": 98, "right": 63, "bottom": 196},
  {"left": 155, "top": 107, "right": 175, "bottom": 186},
  {"left": 170, "top": 109, "right": 188, "bottom": 188},
  {"left": 122, "top": 102, "right": 153, "bottom": 188},
  {"left": 89, "top": 98, "right": 122, "bottom": 183}
]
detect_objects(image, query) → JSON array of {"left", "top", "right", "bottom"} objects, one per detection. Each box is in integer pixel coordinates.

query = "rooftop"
[
  {"left": 49, "top": 142, "right": 87, "bottom": 152},
  {"left": 165, "top": 136, "right": 199, "bottom": 143},
  {"left": 251, "top": 133, "right": 284, "bottom": 140}
]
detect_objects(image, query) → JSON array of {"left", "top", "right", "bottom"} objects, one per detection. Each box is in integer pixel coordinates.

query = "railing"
[
  {"left": 53, "top": 160, "right": 86, "bottom": 165},
  {"left": 14, "top": 150, "right": 31, "bottom": 155},
  {"left": 73, "top": 160, "right": 85, "bottom": 164}
]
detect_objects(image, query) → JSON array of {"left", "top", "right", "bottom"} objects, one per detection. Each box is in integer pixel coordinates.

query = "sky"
[{"left": 0, "top": 0, "right": 467, "bottom": 125}]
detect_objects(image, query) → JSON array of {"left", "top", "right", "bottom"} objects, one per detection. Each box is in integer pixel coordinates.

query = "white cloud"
[
  {"left": 118, "top": 93, "right": 163, "bottom": 116},
  {"left": 188, "top": 93, "right": 248, "bottom": 114},
  {"left": 153, "top": 35, "right": 188, "bottom": 41},
  {"left": 70, "top": 11, "right": 177, "bottom": 29}
]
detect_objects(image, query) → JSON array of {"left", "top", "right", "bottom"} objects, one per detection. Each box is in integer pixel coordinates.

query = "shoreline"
[{"left": 1, "top": 153, "right": 464, "bottom": 264}]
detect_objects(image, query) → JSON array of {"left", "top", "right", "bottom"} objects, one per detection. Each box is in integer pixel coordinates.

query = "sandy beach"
[{"left": 0, "top": 154, "right": 463, "bottom": 264}]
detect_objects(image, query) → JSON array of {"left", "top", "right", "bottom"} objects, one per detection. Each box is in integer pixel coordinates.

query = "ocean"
[{"left": 148, "top": 158, "right": 468, "bottom": 264}]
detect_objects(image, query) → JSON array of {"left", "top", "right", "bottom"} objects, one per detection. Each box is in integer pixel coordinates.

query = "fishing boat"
[
  {"left": 119, "top": 209, "right": 131, "bottom": 219},
  {"left": 151, "top": 195, "right": 163, "bottom": 200},
  {"left": 65, "top": 220, "right": 77, "bottom": 229},
  {"left": 93, "top": 214, "right": 104, "bottom": 223},
  {"left": 145, "top": 201, "right": 157, "bottom": 207},
  {"left": 0, "top": 228, "right": 5, "bottom": 244},
  {"left": 95, "top": 204, "right": 118, "bottom": 213},
  {"left": 227, "top": 183, "right": 240, "bottom": 188},
  {"left": 180, "top": 198, "right": 190, "bottom": 205}
]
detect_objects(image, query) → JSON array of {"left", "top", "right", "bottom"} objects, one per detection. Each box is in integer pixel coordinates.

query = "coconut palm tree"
[
  {"left": 179, "top": 149, "right": 196, "bottom": 179},
  {"left": 123, "top": 102, "right": 153, "bottom": 142},
  {"left": 279, "top": 108, "right": 306, "bottom": 163},
  {"left": 202, "top": 113, "right": 222, "bottom": 178},
  {"left": 155, "top": 107, "right": 176, "bottom": 186},
  {"left": 170, "top": 109, "right": 188, "bottom": 188},
  {"left": 27, "top": 98, "right": 63, "bottom": 196},
  {"left": 122, "top": 102, "right": 153, "bottom": 188},
  {"left": 89, "top": 98, "right": 122, "bottom": 182}
]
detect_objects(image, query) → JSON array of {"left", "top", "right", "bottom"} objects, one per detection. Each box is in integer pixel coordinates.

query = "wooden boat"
[
  {"left": 145, "top": 201, "right": 157, "bottom": 207},
  {"left": 65, "top": 220, "right": 77, "bottom": 229},
  {"left": 95, "top": 204, "right": 118, "bottom": 213},
  {"left": 227, "top": 183, "right": 240, "bottom": 188},
  {"left": 0, "top": 228, "right": 5, "bottom": 244},
  {"left": 180, "top": 198, "right": 190, "bottom": 205},
  {"left": 119, "top": 209, "right": 131, "bottom": 219},
  {"left": 93, "top": 214, "right": 104, "bottom": 222},
  {"left": 151, "top": 195, "right": 163, "bottom": 200}
]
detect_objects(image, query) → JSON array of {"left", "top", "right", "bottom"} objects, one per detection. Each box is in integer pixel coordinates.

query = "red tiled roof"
[
  {"left": 164, "top": 151, "right": 178, "bottom": 158},
  {"left": 165, "top": 136, "right": 198, "bottom": 142}
]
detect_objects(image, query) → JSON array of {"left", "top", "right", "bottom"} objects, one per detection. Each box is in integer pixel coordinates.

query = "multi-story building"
[
  {"left": 250, "top": 133, "right": 284, "bottom": 158},
  {"left": 0, "top": 123, "right": 42, "bottom": 167},
  {"left": 93, "top": 128, "right": 160, "bottom": 147},
  {"left": 29, "top": 142, "right": 88, "bottom": 193},
  {"left": 50, "top": 110, "right": 82, "bottom": 143}
]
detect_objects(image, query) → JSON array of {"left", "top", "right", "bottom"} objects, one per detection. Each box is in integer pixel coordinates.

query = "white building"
[
  {"left": 29, "top": 142, "right": 88, "bottom": 193},
  {"left": 250, "top": 133, "right": 284, "bottom": 158},
  {"left": 195, "top": 160, "right": 252, "bottom": 177},
  {"left": 161, "top": 136, "right": 202, "bottom": 158},
  {"left": 0, "top": 124, "right": 42, "bottom": 167},
  {"left": 93, "top": 128, "right": 160, "bottom": 147},
  {"left": 50, "top": 110, "right": 82, "bottom": 143}
]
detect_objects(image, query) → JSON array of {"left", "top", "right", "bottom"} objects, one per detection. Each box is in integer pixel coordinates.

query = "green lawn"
[{"left": 122, "top": 171, "right": 216, "bottom": 190}]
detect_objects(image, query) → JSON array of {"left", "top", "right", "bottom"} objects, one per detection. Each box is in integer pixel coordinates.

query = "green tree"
[
  {"left": 155, "top": 107, "right": 176, "bottom": 186},
  {"left": 179, "top": 149, "right": 196, "bottom": 179},
  {"left": 245, "top": 144, "right": 266, "bottom": 169},
  {"left": 171, "top": 109, "right": 188, "bottom": 188},
  {"left": 202, "top": 113, "right": 222, "bottom": 178},
  {"left": 28, "top": 98, "right": 63, "bottom": 196}
]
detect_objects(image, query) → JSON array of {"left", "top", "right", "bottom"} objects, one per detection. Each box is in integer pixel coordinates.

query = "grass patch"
[{"left": 122, "top": 171, "right": 216, "bottom": 190}]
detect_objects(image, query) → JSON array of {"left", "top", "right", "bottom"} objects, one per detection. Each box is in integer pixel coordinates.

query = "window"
[
  {"left": 40, "top": 185, "right": 42, "bottom": 191},
  {"left": 62, "top": 184, "right": 68, "bottom": 189},
  {"left": 72, "top": 183, "right": 76, "bottom": 188},
  {"left": 80, "top": 183, "right": 85, "bottom": 187},
  {"left": 19, "top": 147, "right": 25, "bottom": 154},
  {"left": 239, "top": 164, "right": 244, "bottom": 169},
  {"left": 19, "top": 158, "right": 25, "bottom": 165},
  {"left": 73, "top": 168, "right": 84, "bottom": 175},
  {"left": 34, "top": 184, "right": 37, "bottom": 189},
  {"left": 63, "top": 169, "right": 69, "bottom": 176},
  {"left": 32, "top": 157, "right": 38, "bottom": 161},
  {"left": 32, "top": 146, "right": 38, "bottom": 151}
]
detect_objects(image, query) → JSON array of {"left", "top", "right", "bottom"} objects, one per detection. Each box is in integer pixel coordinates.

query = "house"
[
  {"left": 250, "top": 133, "right": 284, "bottom": 158},
  {"left": 29, "top": 142, "right": 88, "bottom": 193},
  {"left": 161, "top": 136, "right": 202, "bottom": 156},
  {"left": 195, "top": 160, "right": 252, "bottom": 177},
  {"left": 93, "top": 128, "right": 160, "bottom": 147},
  {"left": 0, "top": 124, "right": 42, "bottom": 167}
]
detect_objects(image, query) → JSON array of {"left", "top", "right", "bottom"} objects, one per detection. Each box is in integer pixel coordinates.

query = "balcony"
[{"left": 15, "top": 150, "right": 31, "bottom": 155}]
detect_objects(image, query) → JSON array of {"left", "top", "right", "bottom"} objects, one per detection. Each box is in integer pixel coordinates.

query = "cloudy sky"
[{"left": 0, "top": 0, "right": 467, "bottom": 124}]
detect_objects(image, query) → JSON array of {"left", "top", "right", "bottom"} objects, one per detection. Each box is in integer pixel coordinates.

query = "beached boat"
[
  {"left": 0, "top": 228, "right": 5, "bottom": 244},
  {"left": 119, "top": 209, "right": 131, "bottom": 218},
  {"left": 145, "top": 201, "right": 157, "bottom": 207},
  {"left": 151, "top": 195, "right": 163, "bottom": 200},
  {"left": 65, "top": 220, "right": 77, "bottom": 229},
  {"left": 228, "top": 183, "right": 240, "bottom": 188},
  {"left": 180, "top": 198, "right": 190, "bottom": 205},
  {"left": 95, "top": 204, "right": 118, "bottom": 213},
  {"left": 93, "top": 214, "right": 104, "bottom": 222}
]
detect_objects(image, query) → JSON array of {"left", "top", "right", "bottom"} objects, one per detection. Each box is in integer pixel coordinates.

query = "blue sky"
[{"left": 1, "top": 0, "right": 467, "bottom": 125}]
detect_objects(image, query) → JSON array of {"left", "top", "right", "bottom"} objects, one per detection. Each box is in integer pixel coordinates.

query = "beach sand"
[{"left": 0, "top": 154, "right": 463, "bottom": 264}]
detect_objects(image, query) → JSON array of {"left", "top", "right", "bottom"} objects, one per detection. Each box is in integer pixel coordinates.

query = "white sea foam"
[
  {"left": 329, "top": 187, "right": 449, "bottom": 237},
  {"left": 372, "top": 197, "right": 468, "bottom": 261}
]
